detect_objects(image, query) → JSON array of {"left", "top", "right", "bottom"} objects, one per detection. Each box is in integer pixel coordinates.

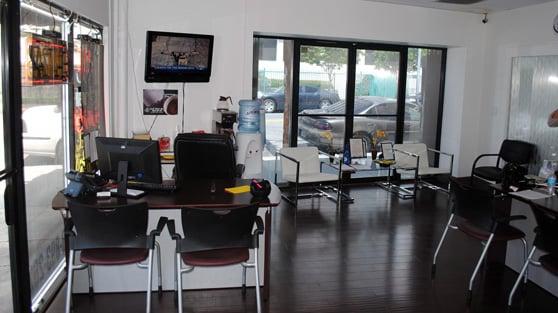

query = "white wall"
[
  {"left": 476, "top": 0, "right": 558, "bottom": 296},
  {"left": 122, "top": 0, "right": 486, "bottom": 175},
  {"left": 478, "top": 1, "right": 558, "bottom": 154},
  {"left": 54, "top": 0, "right": 109, "bottom": 26}
]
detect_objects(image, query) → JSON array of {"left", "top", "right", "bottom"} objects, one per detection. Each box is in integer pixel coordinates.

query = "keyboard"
[{"left": 127, "top": 181, "right": 177, "bottom": 192}]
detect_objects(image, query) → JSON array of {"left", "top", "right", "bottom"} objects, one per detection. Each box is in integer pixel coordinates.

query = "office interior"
[{"left": 2, "top": 0, "right": 558, "bottom": 312}]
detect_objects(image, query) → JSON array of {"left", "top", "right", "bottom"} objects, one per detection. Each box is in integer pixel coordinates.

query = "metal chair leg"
[
  {"left": 508, "top": 246, "right": 537, "bottom": 306},
  {"left": 65, "top": 250, "right": 75, "bottom": 313},
  {"left": 87, "top": 264, "right": 94, "bottom": 296},
  {"left": 520, "top": 238, "right": 529, "bottom": 284},
  {"left": 254, "top": 247, "right": 262, "bottom": 313},
  {"left": 176, "top": 253, "right": 183, "bottom": 313},
  {"left": 468, "top": 233, "right": 495, "bottom": 304},
  {"left": 241, "top": 264, "right": 247, "bottom": 296},
  {"left": 155, "top": 241, "right": 163, "bottom": 295},
  {"left": 432, "top": 214, "right": 455, "bottom": 277},
  {"left": 146, "top": 249, "right": 154, "bottom": 313}
]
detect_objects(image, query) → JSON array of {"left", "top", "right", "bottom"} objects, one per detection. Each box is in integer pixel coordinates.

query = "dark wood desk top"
[
  {"left": 489, "top": 183, "right": 558, "bottom": 216},
  {"left": 52, "top": 178, "right": 281, "bottom": 210}
]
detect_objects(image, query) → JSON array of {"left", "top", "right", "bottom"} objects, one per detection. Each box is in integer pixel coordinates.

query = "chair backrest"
[
  {"left": 179, "top": 205, "right": 258, "bottom": 253},
  {"left": 174, "top": 133, "right": 237, "bottom": 184},
  {"left": 530, "top": 208, "right": 558, "bottom": 255},
  {"left": 499, "top": 139, "right": 534, "bottom": 165},
  {"left": 449, "top": 178, "right": 505, "bottom": 231},
  {"left": 68, "top": 201, "right": 149, "bottom": 250},
  {"left": 393, "top": 143, "right": 429, "bottom": 169},
  {"left": 280, "top": 146, "right": 320, "bottom": 178}
]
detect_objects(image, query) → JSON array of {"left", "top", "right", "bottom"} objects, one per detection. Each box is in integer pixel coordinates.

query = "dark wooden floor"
[{"left": 47, "top": 185, "right": 558, "bottom": 313}]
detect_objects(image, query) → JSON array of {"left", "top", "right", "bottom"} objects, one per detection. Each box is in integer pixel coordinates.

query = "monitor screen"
[
  {"left": 145, "top": 31, "right": 214, "bottom": 82},
  {"left": 96, "top": 137, "right": 162, "bottom": 184}
]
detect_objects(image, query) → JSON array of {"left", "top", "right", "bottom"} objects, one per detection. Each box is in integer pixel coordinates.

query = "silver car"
[{"left": 298, "top": 96, "right": 421, "bottom": 153}]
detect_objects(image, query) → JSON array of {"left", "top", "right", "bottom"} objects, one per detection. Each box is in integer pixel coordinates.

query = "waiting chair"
[
  {"left": 393, "top": 143, "right": 453, "bottom": 197},
  {"left": 471, "top": 139, "right": 534, "bottom": 183},
  {"left": 431, "top": 178, "right": 527, "bottom": 303},
  {"left": 274, "top": 146, "right": 339, "bottom": 207},
  {"left": 168, "top": 205, "right": 264, "bottom": 313},
  {"left": 65, "top": 201, "right": 167, "bottom": 313},
  {"left": 174, "top": 133, "right": 243, "bottom": 185},
  {"left": 508, "top": 204, "right": 558, "bottom": 306}
]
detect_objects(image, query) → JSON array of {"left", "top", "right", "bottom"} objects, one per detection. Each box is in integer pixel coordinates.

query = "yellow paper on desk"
[{"left": 225, "top": 185, "right": 251, "bottom": 194}]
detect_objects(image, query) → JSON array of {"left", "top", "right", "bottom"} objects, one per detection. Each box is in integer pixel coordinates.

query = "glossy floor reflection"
[{"left": 47, "top": 185, "right": 558, "bottom": 313}]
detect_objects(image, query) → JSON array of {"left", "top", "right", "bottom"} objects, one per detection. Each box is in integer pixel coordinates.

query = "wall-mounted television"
[{"left": 144, "top": 31, "right": 214, "bottom": 83}]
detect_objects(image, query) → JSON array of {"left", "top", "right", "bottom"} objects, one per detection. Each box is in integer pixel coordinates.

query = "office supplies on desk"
[
  {"left": 509, "top": 189, "right": 552, "bottom": 200},
  {"left": 250, "top": 179, "right": 271, "bottom": 198},
  {"left": 225, "top": 185, "right": 251, "bottom": 194},
  {"left": 109, "top": 187, "right": 145, "bottom": 198}
]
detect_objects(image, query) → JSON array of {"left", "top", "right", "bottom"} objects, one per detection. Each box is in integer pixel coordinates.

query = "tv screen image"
[{"left": 145, "top": 31, "right": 214, "bottom": 82}]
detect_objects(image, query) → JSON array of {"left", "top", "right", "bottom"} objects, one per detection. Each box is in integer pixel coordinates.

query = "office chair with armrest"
[
  {"left": 508, "top": 205, "right": 558, "bottom": 306},
  {"left": 274, "top": 146, "right": 339, "bottom": 208},
  {"left": 65, "top": 201, "right": 167, "bottom": 313},
  {"left": 431, "top": 178, "right": 528, "bottom": 304},
  {"left": 168, "top": 205, "right": 264, "bottom": 313},
  {"left": 393, "top": 143, "right": 454, "bottom": 197},
  {"left": 471, "top": 139, "right": 534, "bottom": 183},
  {"left": 173, "top": 133, "right": 244, "bottom": 185}
]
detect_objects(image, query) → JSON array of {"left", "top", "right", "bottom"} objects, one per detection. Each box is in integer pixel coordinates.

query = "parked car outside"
[
  {"left": 260, "top": 85, "right": 340, "bottom": 113},
  {"left": 22, "top": 104, "right": 63, "bottom": 162},
  {"left": 298, "top": 96, "right": 421, "bottom": 153}
]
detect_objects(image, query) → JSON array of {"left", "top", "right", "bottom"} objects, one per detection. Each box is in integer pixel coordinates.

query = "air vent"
[{"left": 437, "top": 0, "right": 484, "bottom": 4}]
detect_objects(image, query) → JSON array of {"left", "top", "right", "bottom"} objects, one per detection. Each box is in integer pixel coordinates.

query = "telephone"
[{"left": 64, "top": 171, "right": 107, "bottom": 198}]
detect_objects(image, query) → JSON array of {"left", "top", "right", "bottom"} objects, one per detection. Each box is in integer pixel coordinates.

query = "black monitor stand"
[{"left": 116, "top": 161, "right": 129, "bottom": 198}]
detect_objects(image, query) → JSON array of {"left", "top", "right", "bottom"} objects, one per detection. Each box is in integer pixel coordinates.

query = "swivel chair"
[
  {"left": 65, "top": 201, "right": 167, "bottom": 313},
  {"left": 431, "top": 177, "right": 528, "bottom": 304},
  {"left": 168, "top": 205, "right": 264, "bottom": 313},
  {"left": 471, "top": 139, "right": 534, "bottom": 183},
  {"left": 173, "top": 133, "right": 243, "bottom": 185}
]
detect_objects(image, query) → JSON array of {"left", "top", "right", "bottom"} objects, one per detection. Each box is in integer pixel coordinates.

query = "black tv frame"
[{"left": 144, "top": 30, "right": 214, "bottom": 83}]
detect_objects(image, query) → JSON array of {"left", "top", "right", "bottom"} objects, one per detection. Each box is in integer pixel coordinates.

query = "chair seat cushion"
[
  {"left": 182, "top": 248, "right": 249, "bottom": 266},
  {"left": 474, "top": 166, "right": 502, "bottom": 182},
  {"left": 283, "top": 173, "right": 338, "bottom": 183},
  {"left": 456, "top": 220, "right": 525, "bottom": 242},
  {"left": 80, "top": 248, "right": 149, "bottom": 265},
  {"left": 539, "top": 254, "right": 558, "bottom": 276}
]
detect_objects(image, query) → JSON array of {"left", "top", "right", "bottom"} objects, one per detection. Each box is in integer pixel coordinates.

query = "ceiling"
[{"left": 366, "top": 0, "right": 555, "bottom": 14}]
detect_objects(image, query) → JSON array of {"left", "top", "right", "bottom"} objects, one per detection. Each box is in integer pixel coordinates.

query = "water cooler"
[{"left": 236, "top": 100, "right": 263, "bottom": 179}]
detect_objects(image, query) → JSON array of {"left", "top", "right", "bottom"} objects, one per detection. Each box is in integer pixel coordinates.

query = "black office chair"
[
  {"left": 508, "top": 205, "right": 558, "bottom": 306},
  {"left": 471, "top": 139, "right": 534, "bottom": 183},
  {"left": 173, "top": 133, "right": 243, "bottom": 185},
  {"left": 65, "top": 201, "right": 167, "bottom": 313},
  {"left": 168, "top": 205, "right": 264, "bottom": 313},
  {"left": 431, "top": 178, "right": 528, "bottom": 303}
]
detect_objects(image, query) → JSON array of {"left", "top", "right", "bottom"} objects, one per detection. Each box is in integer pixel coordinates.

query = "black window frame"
[{"left": 253, "top": 35, "right": 447, "bottom": 180}]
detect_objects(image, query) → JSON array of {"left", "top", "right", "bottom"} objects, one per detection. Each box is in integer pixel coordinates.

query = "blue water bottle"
[
  {"left": 343, "top": 143, "right": 351, "bottom": 165},
  {"left": 547, "top": 173, "right": 556, "bottom": 195}
]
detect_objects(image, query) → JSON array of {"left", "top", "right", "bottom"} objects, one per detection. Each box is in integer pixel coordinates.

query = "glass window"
[
  {"left": 404, "top": 48, "right": 444, "bottom": 150},
  {"left": 259, "top": 38, "right": 277, "bottom": 61}
]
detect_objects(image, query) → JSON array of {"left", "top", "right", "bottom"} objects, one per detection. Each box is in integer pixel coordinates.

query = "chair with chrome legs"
[
  {"left": 274, "top": 146, "right": 339, "bottom": 207},
  {"left": 168, "top": 204, "right": 264, "bottom": 313},
  {"left": 65, "top": 201, "right": 167, "bottom": 313},
  {"left": 508, "top": 204, "right": 558, "bottom": 307},
  {"left": 431, "top": 177, "right": 528, "bottom": 304}
]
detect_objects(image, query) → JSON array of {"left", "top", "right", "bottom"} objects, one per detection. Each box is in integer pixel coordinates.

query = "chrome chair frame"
[
  {"left": 431, "top": 196, "right": 527, "bottom": 304},
  {"left": 274, "top": 149, "right": 340, "bottom": 207}
]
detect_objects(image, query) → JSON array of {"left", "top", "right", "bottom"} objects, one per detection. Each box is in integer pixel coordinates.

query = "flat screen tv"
[{"left": 144, "top": 31, "right": 214, "bottom": 83}]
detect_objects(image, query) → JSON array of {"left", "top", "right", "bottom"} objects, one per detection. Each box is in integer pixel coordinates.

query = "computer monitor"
[{"left": 96, "top": 137, "right": 162, "bottom": 197}]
